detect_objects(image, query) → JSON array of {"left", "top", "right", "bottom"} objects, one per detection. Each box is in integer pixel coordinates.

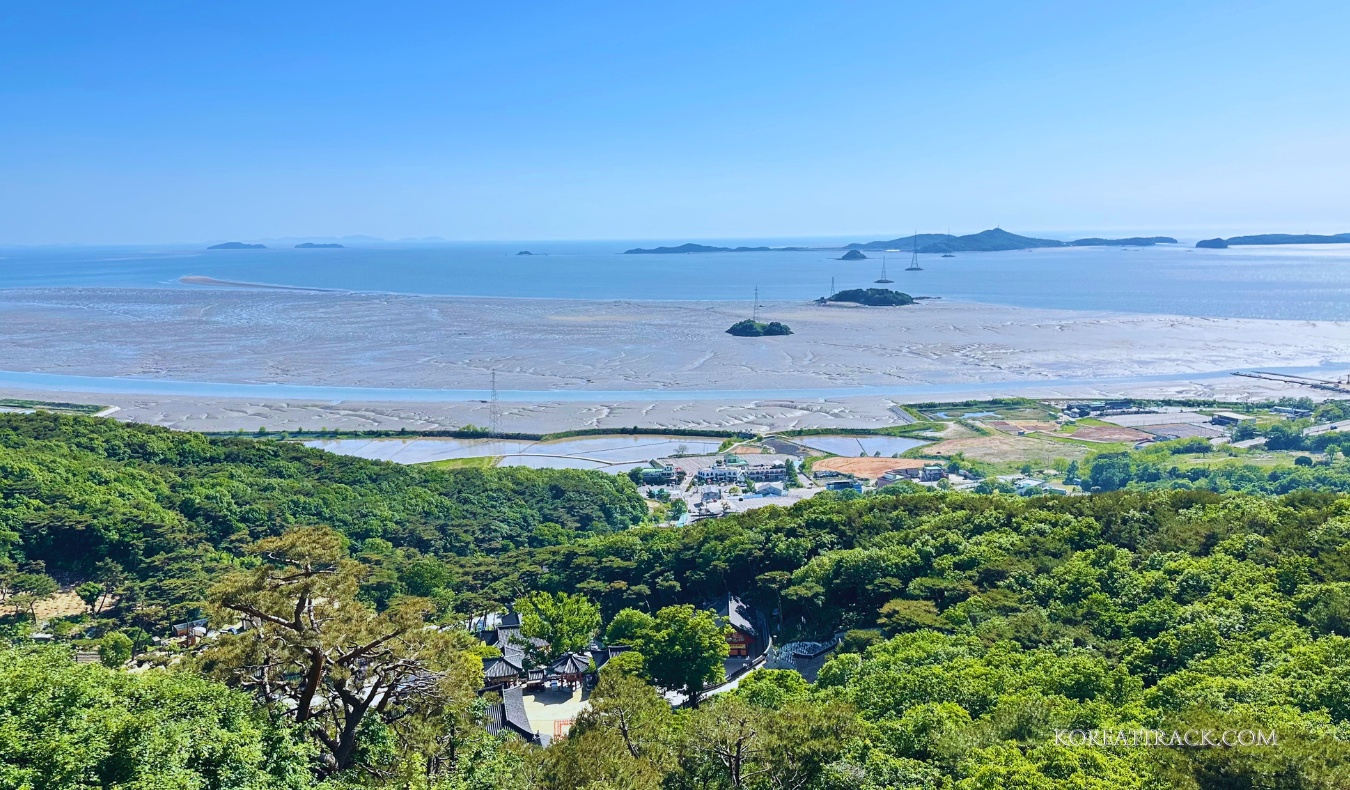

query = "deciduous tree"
[
  {"left": 515, "top": 590, "right": 602, "bottom": 663},
  {"left": 633, "top": 604, "right": 729, "bottom": 707}
]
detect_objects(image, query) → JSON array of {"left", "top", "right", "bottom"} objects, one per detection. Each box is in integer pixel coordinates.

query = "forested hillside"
[
  {"left": 3, "top": 415, "right": 1349, "bottom": 789},
  {"left": 0, "top": 413, "right": 645, "bottom": 629}
]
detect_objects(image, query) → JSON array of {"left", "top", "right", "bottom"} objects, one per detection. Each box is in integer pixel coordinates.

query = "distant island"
[
  {"left": 1069, "top": 236, "right": 1177, "bottom": 247},
  {"left": 824, "top": 288, "right": 915, "bottom": 306},
  {"left": 845, "top": 233, "right": 953, "bottom": 252},
  {"left": 847, "top": 229, "right": 1178, "bottom": 253},
  {"left": 726, "top": 319, "right": 793, "bottom": 337},
  {"left": 624, "top": 229, "right": 1184, "bottom": 256},
  {"left": 516, "top": 250, "right": 534, "bottom": 255},
  {"left": 295, "top": 242, "right": 343, "bottom": 249},
  {"left": 1196, "top": 233, "right": 1350, "bottom": 249},
  {"left": 624, "top": 243, "right": 809, "bottom": 254},
  {"left": 207, "top": 242, "right": 266, "bottom": 250}
]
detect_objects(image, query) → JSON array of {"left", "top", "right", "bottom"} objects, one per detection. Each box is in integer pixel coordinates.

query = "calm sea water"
[{"left": 3, "top": 240, "right": 1350, "bottom": 320}]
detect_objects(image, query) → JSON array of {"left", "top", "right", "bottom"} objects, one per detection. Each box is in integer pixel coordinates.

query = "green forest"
[{"left": 3, "top": 414, "right": 1349, "bottom": 789}]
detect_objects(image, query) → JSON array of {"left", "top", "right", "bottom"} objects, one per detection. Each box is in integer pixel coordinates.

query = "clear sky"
[{"left": 2, "top": 1, "right": 1348, "bottom": 244}]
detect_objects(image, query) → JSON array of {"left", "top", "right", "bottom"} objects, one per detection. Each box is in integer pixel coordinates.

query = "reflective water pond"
[{"left": 304, "top": 434, "right": 726, "bottom": 471}]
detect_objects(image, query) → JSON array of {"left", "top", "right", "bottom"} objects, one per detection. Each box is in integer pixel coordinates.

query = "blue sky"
[{"left": 2, "top": 1, "right": 1348, "bottom": 244}]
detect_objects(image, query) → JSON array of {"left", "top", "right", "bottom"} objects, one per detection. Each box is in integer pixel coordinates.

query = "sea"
[{"left": 3, "top": 239, "right": 1350, "bottom": 321}]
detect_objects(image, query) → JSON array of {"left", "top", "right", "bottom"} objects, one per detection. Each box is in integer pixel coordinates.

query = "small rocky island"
[
  {"left": 823, "top": 288, "right": 915, "bottom": 306},
  {"left": 295, "top": 242, "right": 343, "bottom": 248},
  {"left": 726, "top": 319, "right": 793, "bottom": 337},
  {"left": 516, "top": 250, "right": 534, "bottom": 255},
  {"left": 838, "top": 249, "right": 868, "bottom": 260},
  {"left": 207, "top": 241, "right": 266, "bottom": 250}
]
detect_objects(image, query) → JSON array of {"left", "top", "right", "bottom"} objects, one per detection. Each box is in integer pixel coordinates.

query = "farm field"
[{"left": 811, "top": 456, "right": 929, "bottom": 479}]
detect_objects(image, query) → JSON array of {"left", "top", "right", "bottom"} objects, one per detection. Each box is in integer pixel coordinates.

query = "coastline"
[
  {"left": 1, "top": 286, "right": 1348, "bottom": 432},
  {"left": 178, "top": 275, "right": 344, "bottom": 292}
]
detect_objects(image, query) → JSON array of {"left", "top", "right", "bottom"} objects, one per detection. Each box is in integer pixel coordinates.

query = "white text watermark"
[{"left": 1053, "top": 729, "right": 1277, "bottom": 748}]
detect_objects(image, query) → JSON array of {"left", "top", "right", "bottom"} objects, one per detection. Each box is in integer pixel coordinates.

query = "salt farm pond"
[
  {"left": 304, "top": 433, "right": 932, "bottom": 472},
  {"left": 790, "top": 434, "right": 929, "bottom": 456},
  {"left": 303, "top": 435, "right": 726, "bottom": 472}
]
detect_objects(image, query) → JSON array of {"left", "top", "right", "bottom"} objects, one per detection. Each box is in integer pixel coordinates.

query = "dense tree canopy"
[
  {"left": 0, "top": 413, "right": 644, "bottom": 630},
  {"left": 0, "top": 646, "right": 312, "bottom": 789},
  {"left": 7, "top": 413, "right": 1350, "bottom": 788}
]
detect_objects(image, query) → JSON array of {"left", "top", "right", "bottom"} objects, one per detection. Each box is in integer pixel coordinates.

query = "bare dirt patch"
[
  {"left": 813, "top": 456, "right": 928, "bottom": 480},
  {"left": 986, "top": 420, "right": 1060, "bottom": 434},
  {"left": 923, "top": 434, "right": 1096, "bottom": 464},
  {"left": 31, "top": 590, "right": 95, "bottom": 621},
  {"left": 1070, "top": 425, "right": 1152, "bottom": 443}
]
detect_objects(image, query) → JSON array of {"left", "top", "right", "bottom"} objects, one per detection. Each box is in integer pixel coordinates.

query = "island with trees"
[
  {"left": 623, "top": 230, "right": 1185, "bottom": 256},
  {"left": 1197, "top": 232, "right": 1350, "bottom": 249},
  {"left": 294, "top": 242, "right": 343, "bottom": 248},
  {"left": 726, "top": 319, "right": 794, "bottom": 336},
  {"left": 206, "top": 241, "right": 266, "bottom": 250},
  {"left": 846, "top": 229, "right": 1179, "bottom": 252},
  {"left": 823, "top": 287, "right": 915, "bottom": 306}
]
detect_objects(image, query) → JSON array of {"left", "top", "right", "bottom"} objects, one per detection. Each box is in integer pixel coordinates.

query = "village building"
[
  {"left": 695, "top": 466, "right": 743, "bottom": 485},
  {"left": 639, "top": 464, "right": 680, "bottom": 485},
  {"left": 742, "top": 462, "right": 788, "bottom": 482},
  {"left": 171, "top": 617, "right": 210, "bottom": 646}
]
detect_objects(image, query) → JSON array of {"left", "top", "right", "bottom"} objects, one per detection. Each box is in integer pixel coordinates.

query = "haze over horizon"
[{"left": 3, "top": 1, "right": 1349, "bottom": 245}]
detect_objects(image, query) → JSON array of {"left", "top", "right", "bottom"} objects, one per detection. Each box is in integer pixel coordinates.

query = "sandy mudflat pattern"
[{"left": 0, "top": 288, "right": 1346, "bottom": 432}]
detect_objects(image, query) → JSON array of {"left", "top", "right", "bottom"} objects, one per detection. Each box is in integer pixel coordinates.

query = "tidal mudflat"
[{"left": 0, "top": 287, "right": 1346, "bottom": 432}]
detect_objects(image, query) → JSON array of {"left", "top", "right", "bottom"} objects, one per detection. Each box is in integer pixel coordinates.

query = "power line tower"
[
  {"left": 752, "top": 286, "right": 760, "bottom": 322},
  {"left": 489, "top": 370, "right": 500, "bottom": 435}
]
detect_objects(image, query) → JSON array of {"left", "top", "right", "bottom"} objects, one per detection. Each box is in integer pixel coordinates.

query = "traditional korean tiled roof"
[
  {"left": 549, "top": 652, "right": 591, "bottom": 675},
  {"left": 590, "top": 644, "right": 631, "bottom": 670},
  {"left": 485, "top": 687, "right": 540, "bottom": 744},
  {"left": 707, "top": 594, "right": 758, "bottom": 637},
  {"left": 480, "top": 625, "right": 547, "bottom": 653},
  {"left": 483, "top": 654, "right": 524, "bottom": 680}
]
